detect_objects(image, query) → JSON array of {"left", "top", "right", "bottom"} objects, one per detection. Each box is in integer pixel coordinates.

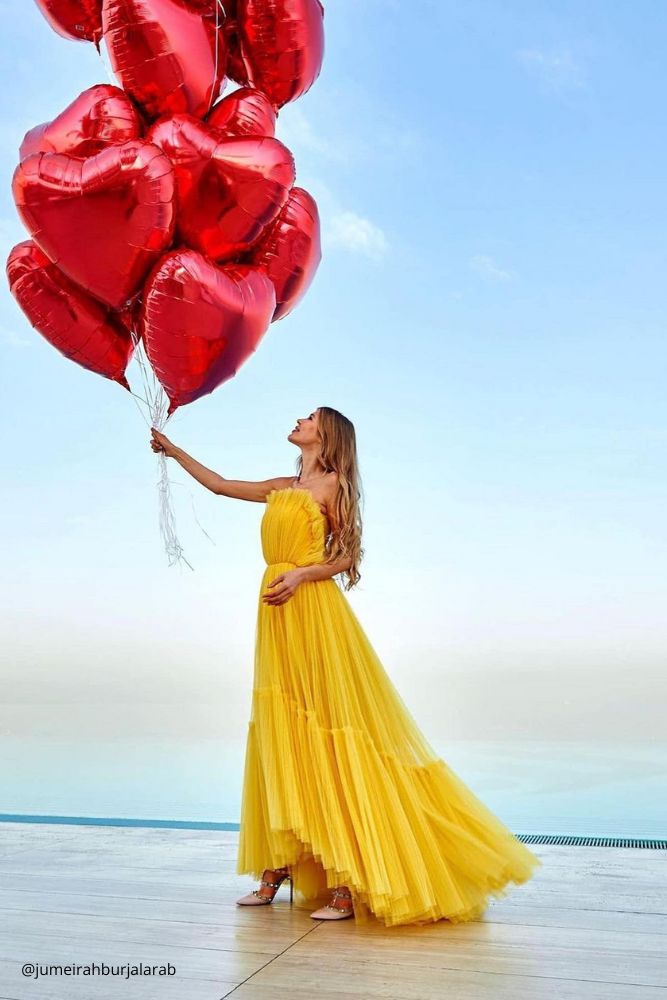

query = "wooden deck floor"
[{"left": 0, "top": 823, "right": 665, "bottom": 999}]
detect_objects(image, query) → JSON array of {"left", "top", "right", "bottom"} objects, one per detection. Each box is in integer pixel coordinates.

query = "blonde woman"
[{"left": 150, "top": 406, "right": 541, "bottom": 926}]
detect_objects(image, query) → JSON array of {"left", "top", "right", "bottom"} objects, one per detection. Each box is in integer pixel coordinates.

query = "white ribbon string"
[
  {"left": 96, "top": 35, "right": 117, "bottom": 88},
  {"left": 127, "top": 330, "right": 217, "bottom": 572}
]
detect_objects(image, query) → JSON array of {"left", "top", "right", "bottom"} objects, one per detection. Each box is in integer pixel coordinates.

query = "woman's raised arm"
[{"left": 150, "top": 428, "right": 292, "bottom": 501}]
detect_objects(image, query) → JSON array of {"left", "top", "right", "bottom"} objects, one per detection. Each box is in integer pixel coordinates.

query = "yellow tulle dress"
[{"left": 236, "top": 487, "right": 542, "bottom": 927}]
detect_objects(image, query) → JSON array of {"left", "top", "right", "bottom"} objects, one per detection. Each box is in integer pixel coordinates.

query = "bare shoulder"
[
  {"left": 254, "top": 475, "right": 295, "bottom": 503},
  {"left": 269, "top": 475, "right": 297, "bottom": 494}
]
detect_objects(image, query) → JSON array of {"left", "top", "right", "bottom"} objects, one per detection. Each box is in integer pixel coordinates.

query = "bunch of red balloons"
[{"left": 7, "top": 0, "right": 324, "bottom": 416}]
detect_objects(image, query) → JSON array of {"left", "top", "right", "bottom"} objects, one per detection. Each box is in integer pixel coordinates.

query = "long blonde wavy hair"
[{"left": 294, "top": 406, "right": 364, "bottom": 591}]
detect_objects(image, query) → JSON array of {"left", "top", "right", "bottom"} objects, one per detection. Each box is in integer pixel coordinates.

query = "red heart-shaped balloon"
[
  {"left": 20, "top": 84, "right": 143, "bottom": 161},
  {"left": 12, "top": 140, "right": 176, "bottom": 309},
  {"left": 33, "top": 0, "right": 103, "bottom": 43},
  {"left": 140, "top": 249, "right": 276, "bottom": 414},
  {"left": 147, "top": 114, "right": 294, "bottom": 261},
  {"left": 6, "top": 240, "right": 133, "bottom": 388},
  {"left": 102, "top": 0, "right": 227, "bottom": 120},
  {"left": 233, "top": 0, "right": 325, "bottom": 109},
  {"left": 207, "top": 87, "right": 276, "bottom": 138},
  {"left": 246, "top": 186, "right": 321, "bottom": 320}
]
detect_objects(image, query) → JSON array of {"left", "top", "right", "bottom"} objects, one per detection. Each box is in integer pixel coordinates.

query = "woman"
[{"left": 150, "top": 406, "right": 541, "bottom": 927}]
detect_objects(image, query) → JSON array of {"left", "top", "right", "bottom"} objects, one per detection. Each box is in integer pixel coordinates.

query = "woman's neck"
[{"left": 298, "top": 458, "right": 326, "bottom": 481}]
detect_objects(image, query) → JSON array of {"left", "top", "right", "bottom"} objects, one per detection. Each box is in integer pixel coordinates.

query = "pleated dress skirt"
[{"left": 236, "top": 487, "right": 542, "bottom": 927}]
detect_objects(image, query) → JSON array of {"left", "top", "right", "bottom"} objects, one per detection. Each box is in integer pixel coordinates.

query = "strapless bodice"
[{"left": 261, "top": 488, "right": 328, "bottom": 568}]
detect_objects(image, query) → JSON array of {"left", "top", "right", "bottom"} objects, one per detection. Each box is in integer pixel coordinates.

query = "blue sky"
[{"left": 1, "top": 0, "right": 665, "bottom": 752}]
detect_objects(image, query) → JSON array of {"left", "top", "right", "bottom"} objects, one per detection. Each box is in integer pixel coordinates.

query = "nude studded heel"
[
  {"left": 236, "top": 866, "right": 293, "bottom": 907},
  {"left": 309, "top": 887, "right": 354, "bottom": 920}
]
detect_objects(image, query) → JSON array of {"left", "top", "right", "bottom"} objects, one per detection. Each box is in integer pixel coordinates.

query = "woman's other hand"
[
  {"left": 262, "top": 568, "right": 306, "bottom": 606},
  {"left": 150, "top": 427, "right": 179, "bottom": 459}
]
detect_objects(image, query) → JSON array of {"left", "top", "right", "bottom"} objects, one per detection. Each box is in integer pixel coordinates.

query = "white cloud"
[
  {"left": 0, "top": 325, "right": 34, "bottom": 349},
  {"left": 292, "top": 177, "right": 389, "bottom": 265},
  {"left": 269, "top": 104, "right": 396, "bottom": 264},
  {"left": 276, "top": 105, "right": 349, "bottom": 163},
  {"left": 516, "top": 47, "right": 586, "bottom": 92},
  {"left": 276, "top": 96, "right": 423, "bottom": 171},
  {"left": 327, "top": 210, "right": 389, "bottom": 262},
  {"left": 469, "top": 254, "right": 515, "bottom": 281}
]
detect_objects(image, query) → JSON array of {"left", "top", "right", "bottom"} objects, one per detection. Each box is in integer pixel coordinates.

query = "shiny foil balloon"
[
  {"left": 219, "top": 0, "right": 250, "bottom": 86},
  {"left": 6, "top": 240, "right": 133, "bottom": 389},
  {"left": 207, "top": 87, "right": 276, "bottom": 138},
  {"left": 234, "top": 0, "right": 325, "bottom": 109},
  {"left": 20, "top": 85, "right": 143, "bottom": 161},
  {"left": 12, "top": 140, "right": 176, "bottom": 309},
  {"left": 140, "top": 249, "right": 276, "bottom": 414},
  {"left": 223, "top": 7, "right": 251, "bottom": 89},
  {"left": 102, "top": 0, "right": 228, "bottom": 121},
  {"left": 247, "top": 186, "right": 321, "bottom": 320},
  {"left": 33, "top": 0, "right": 103, "bottom": 43},
  {"left": 147, "top": 114, "right": 294, "bottom": 261}
]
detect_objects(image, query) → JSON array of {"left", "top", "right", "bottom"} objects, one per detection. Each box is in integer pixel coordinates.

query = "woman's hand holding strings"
[{"left": 150, "top": 427, "right": 179, "bottom": 459}]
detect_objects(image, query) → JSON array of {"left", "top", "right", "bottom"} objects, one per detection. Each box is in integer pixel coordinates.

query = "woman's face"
[{"left": 289, "top": 408, "right": 320, "bottom": 445}]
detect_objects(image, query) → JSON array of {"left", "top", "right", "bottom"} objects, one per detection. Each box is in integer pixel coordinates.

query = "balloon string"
[
  {"left": 126, "top": 386, "right": 151, "bottom": 410},
  {"left": 95, "top": 35, "right": 118, "bottom": 88},
  {"left": 169, "top": 480, "right": 218, "bottom": 546},
  {"left": 126, "top": 331, "right": 217, "bottom": 571}
]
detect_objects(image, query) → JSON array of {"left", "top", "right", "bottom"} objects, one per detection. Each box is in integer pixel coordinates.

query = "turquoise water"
[{"left": 1, "top": 736, "right": 664, "bottom": 837}]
